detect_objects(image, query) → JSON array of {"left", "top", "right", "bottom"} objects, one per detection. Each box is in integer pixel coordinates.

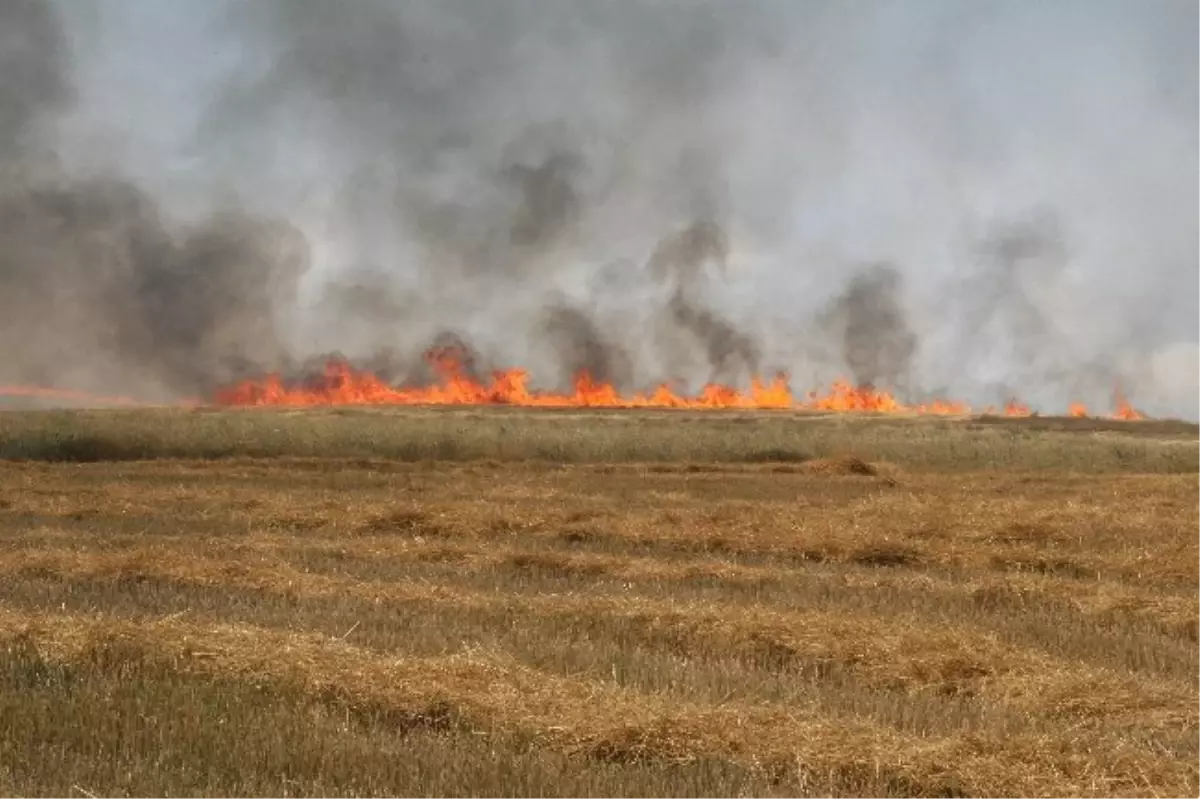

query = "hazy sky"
[{"left": 14, "top": 0, "right": 1200, "bottom": 416}]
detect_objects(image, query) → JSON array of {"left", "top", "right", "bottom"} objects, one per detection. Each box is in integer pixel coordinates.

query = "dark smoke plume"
[
  {"left": 647, "top": 219, "right": 730, "bottom": 287},
  {"left": 666, "top": 290, "right": 762, "bottom": 386},
  {"left": 396, "top": 134, "right": 591, "bottom": 290},
  {"left": 504, "top": 150, "right": 585, "bottom": 252},
  {"left": 645, "top": 220, "right": 762, "bottom": 385},
  {"left": 0, "top": 0, "right": 309, "bottom": 398},
  {"left": 132, "top": 210, "right": 309, "bottom": 391},
  {"left": 540, "top": 302, "right": 631, "bottom": 387},
  {"left": 0, "top": 178, "right": 309, "bottom": 395},
  {"left": 820, "top": 264, "right": 917, "bottom": 391}
]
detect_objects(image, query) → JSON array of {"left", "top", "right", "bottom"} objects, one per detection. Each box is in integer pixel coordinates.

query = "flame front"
[
  {"left": 209, "top": 353, "right": 1145, "bottom": 420},
  {"left": 0, "top": 349, "right": 1146, "bottom": 420}
]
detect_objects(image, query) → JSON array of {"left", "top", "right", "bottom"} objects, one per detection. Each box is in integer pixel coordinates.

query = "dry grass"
[
  {"left": 0, "top": 407, "right": 1196, "bottom": 796},
  {"left": 0, "top": 405, "right": 1196, "bottom": 471}
]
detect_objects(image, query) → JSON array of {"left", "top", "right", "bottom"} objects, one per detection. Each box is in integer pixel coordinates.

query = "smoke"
[
  {"left": 0, "top": 176, "right": 309, "bottom": 397},
  {"left": 0, "top": 0, "right": 309, "bottom": 399},
  {"left": 540, "top": 303, "right": 631, "bottom": 388},
  {"left": 646, "top": 219, "right": 763, "bottom": 386},
  {"left": 2, "top": 0, "right": 1196, "bottom": 418},
  {"left": 0, "top": 0, "right": 72, "bottom": 170},
  {"left": 504, "top": 150, "right": 585, "bottom": 252},
  {"left": 819, "top": 264, "right": 917, "bottom": 392},
  {"left": 647, "top": 219, "right": 730, "bottom": 287}
]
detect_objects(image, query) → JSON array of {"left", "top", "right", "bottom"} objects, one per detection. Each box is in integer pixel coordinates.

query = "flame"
[
  {"left": 0, "top": 348, "right": 1151, "bottom": 420},
  {"left": 211, "top": 356, "right": 803, "bottom": 411},
  {"left": 1111, "top": 381, "right": 1143, "bottom": 421},
  {"left": 208, "top": 354, "right": 1150, "bottom": 420}
]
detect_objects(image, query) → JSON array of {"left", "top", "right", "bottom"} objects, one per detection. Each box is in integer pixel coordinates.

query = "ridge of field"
[{"left": 0, "top": 408, "right": 1196, "bottom": 796}]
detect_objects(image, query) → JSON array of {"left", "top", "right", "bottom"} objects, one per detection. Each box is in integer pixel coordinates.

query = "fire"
[
  {"left": 1111, "top": 382, "right": 1143, "bottom": 421},
  {"left": 208, "top": 352, "right": 1149, "bottom": 420},
  {"left": 211, "top": 356, "right": 802, "bottom": 411},
  {"left": 0, "top": 347, "right": 1150, "bottom": 420}
]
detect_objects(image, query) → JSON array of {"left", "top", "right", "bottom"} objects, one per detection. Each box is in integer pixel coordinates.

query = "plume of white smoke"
[{"left": 5, "top": 0, "right": 1196, "bottom": 418}]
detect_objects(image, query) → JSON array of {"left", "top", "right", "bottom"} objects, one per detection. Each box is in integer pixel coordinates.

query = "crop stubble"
[{"left": 0, "top": 407, "right": 1196, "bottom": 797}]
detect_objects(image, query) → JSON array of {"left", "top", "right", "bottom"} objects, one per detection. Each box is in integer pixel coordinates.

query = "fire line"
[
  {"left": 0, "top": 354, "right": 1146, "bottom": 420},
  {"left": 209, "top": 355, "right": 1145, "bottom": 420}
]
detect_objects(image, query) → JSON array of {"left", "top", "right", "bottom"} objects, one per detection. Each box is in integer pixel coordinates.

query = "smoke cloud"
[
  {"left": 1, "top": 0, "right": 1195, "bottom": 418},
  {"left": 0, "top": 0, "right": 310, "bottom": 400},
  {"left": 0, "top": 0, "right": 73, "bottom": 170},
  {"left": 540, "top": 302, "right": 631, "bottom": 388},
  {"left": 819, "top": 264, "right": 917, "bottom": 392}
]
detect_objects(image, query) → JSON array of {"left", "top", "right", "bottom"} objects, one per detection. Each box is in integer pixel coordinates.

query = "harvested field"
[{"left": 0, "top": 407, "right": 1196, "bottom": 796}]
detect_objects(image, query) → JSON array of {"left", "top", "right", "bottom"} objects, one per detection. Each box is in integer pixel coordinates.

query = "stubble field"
[{"left": 0, "top": 406, "right": 1196, "bottom": 797}]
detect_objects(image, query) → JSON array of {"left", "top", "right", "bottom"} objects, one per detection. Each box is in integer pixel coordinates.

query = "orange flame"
[
  {"left": 208, "top": 355, "right": 1149, "bottom": 420},
  {"left": 1111, "top": 381, "right": 1143, "bottom": 420},
  {"left": 0, "top": 350, "right": 1150, "bottom": 421}
]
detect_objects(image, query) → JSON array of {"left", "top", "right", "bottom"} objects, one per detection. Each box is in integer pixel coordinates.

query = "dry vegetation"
[{"left": 0, "top": 407, "right": 1196, "bottom": 796}]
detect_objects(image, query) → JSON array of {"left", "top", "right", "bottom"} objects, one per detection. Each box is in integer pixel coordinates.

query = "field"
[{"left": 0, "top": 406, "right": 1196, "bottom": 797}]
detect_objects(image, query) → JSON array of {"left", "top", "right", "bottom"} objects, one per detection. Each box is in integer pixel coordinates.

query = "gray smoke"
[
  {"left": 819, "top": 264, "right": 917, "bottom": 392},
  {"left": 504, "top": 150, "right": 585, "bottom": 252},
  {"left": 0, "top": 0, "right": 309, "bottom": 400},
  {"left": 3, "top": 0, "right": 1196, "bottom": 418},
  {"left": 0, "top": 0, "right": 72, "bottom": 171},
  {"left": 540, "top": 302, "right": 631, "bottom": 388},
  {"left": 0, "top": 176, "right": 309, "bottom": 397},
  {"left": 646, "top": 220, "right": 763, "bottom": 385},
  {"left": 647, "top": 219, "right": 730, "bottom": 287}
]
